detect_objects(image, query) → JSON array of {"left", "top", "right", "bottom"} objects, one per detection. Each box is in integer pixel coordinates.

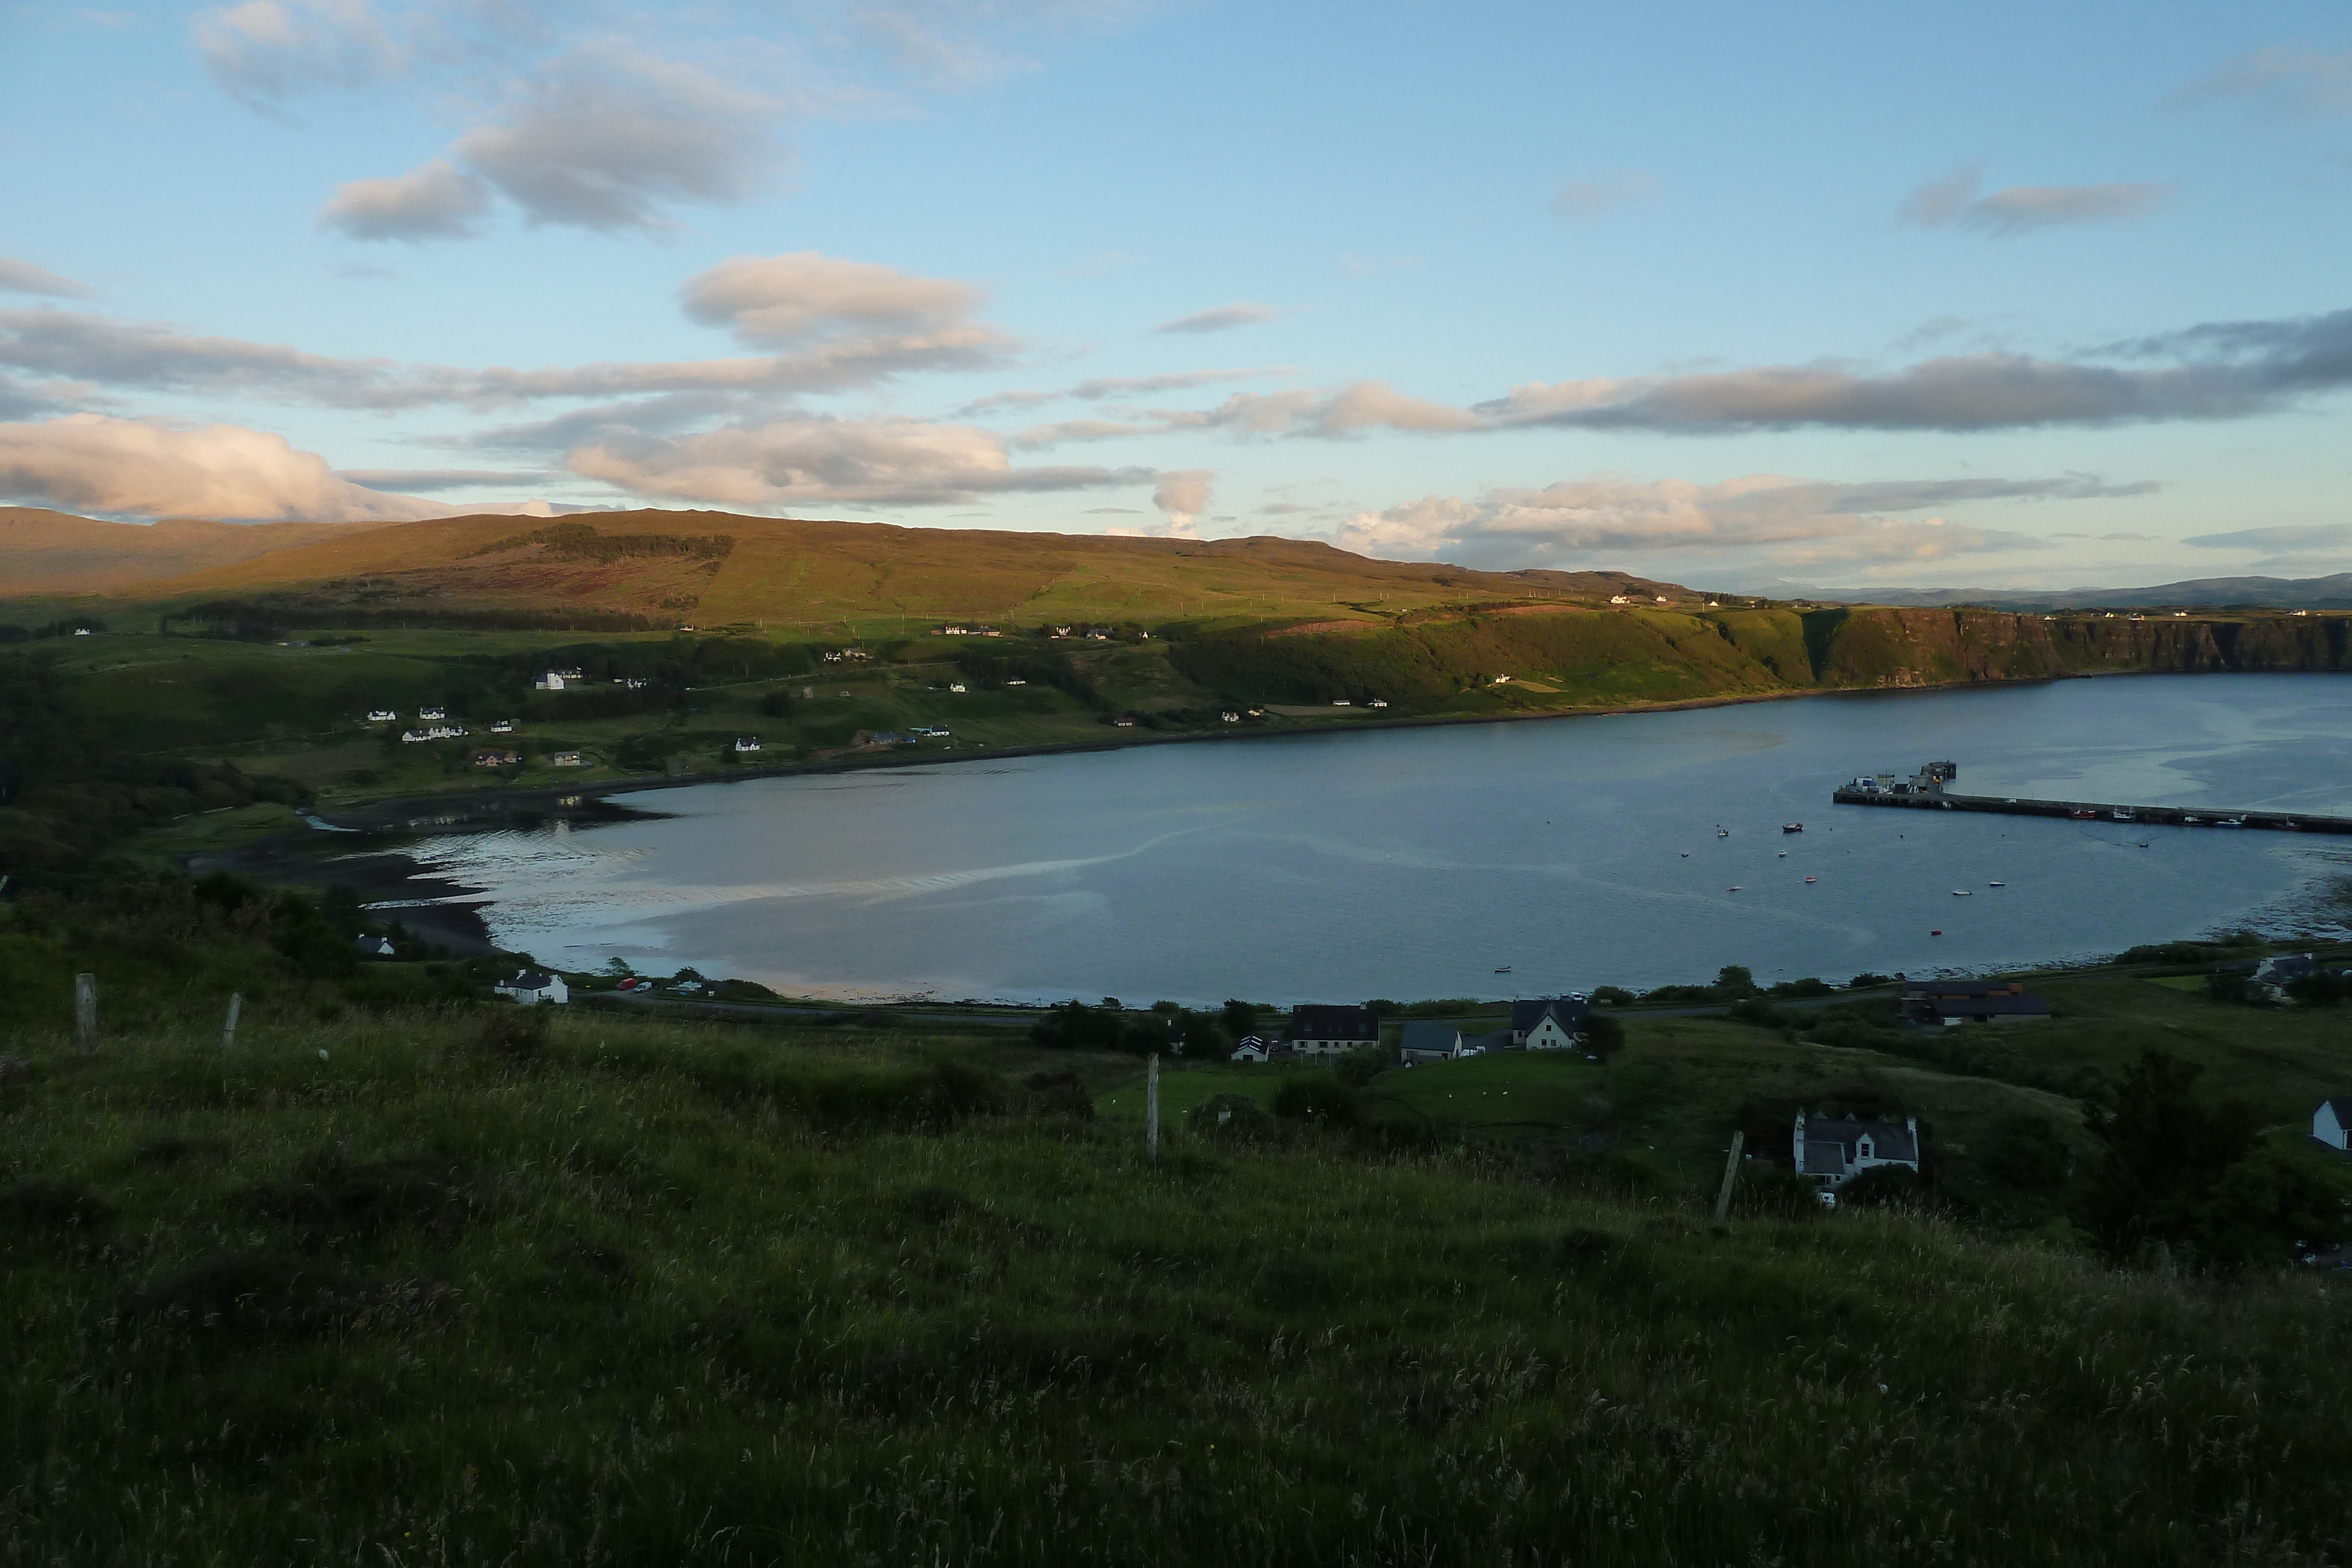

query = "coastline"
[{"left": 302, "top": 669, "right": 2116, "bottom": 831}]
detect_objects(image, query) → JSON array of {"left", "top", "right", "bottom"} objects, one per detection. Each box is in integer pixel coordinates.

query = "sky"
[{"left": 1, "top": 1, "right": 2349, "bottom": 592}]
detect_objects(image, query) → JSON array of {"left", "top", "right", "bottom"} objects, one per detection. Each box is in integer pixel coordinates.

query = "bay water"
[{"left": 384, "top": 673, "right": 2352, "bottom": 1003}]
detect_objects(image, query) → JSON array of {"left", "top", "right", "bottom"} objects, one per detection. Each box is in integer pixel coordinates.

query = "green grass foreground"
[{"left": 7, "top": 997, "right": 2352, "bottom": 1566}]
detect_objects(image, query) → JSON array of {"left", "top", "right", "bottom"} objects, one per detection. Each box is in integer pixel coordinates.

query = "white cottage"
[
  {"left": 494, "top": 971, "right": 569, "bottom": 1006},
  {"left": 1796, "top": 1111, "right": 1920, "bottom": 1196},
  {"left": 2314, "top": 1097, "right": 2352, "bottom": 1152}
]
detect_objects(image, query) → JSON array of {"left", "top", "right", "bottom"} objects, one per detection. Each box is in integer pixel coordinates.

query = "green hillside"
[{"left": 4, "top": 878, "right": 2349, "bottom": 1566}]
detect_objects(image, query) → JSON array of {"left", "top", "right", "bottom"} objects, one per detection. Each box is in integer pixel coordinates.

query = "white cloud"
[
  {"left": 565, "top": 413, "right": 1148, "bottom": 506},
  {"left": 1153, "top": 302, "right": 1283, "bottom": 335},
  {"left": 2181, "top": 521, "right": 2352, "bottom": 552},
  {"left": 338, "top": 466, "right": 546, "bottom": 492},
  {"left": 1550, "top": 173, "right": 1656, "bottom": 221},
  {"left": 681, "top": 251, "right": 982, "bottom": 346},
  {"left": 0, "top": 413, "right": 448, "bottom": 520},
  {"left": 0, "top": 254, "right": 95, "bottom": 300},
  {"left": 1335, "top": 473, "right": 2139, "bottom": 569},
  {"left": 1900, "top": 168, "right": 2171, "bottom": 237},
  {"left": 1164, "top": 380, "right": 1481, "bottom": 437},
  {"left": 454, "top": 50, "right": 782, "bottom": 232},
  {"left": 192, "top": 0, "right": 405, "bottom": 109},
  {"left": 957, "top": 366, "right": 1297, "bottom": 414},
  {"left": 2171, "top": 46, "right": 2352, "bottom": 121},
  {"left": 317, "top": 158, "right": 490, "bottom": 241},
  {"left": 1151, "top": 468, "right": 1212, "bottom": 533}
]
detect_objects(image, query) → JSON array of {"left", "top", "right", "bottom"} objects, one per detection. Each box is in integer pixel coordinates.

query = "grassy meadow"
[{"left": 5, "top": 881, "right": 2352, "bottom": 1564}]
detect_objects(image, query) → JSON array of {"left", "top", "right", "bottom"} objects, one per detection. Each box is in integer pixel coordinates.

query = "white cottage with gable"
[
  {"left": 1796, "top": 1111, "right": 1920, "bottom": 1198},
  {"left": 2314, "top": 1097, "right": 2352, "bottom": 1152}
]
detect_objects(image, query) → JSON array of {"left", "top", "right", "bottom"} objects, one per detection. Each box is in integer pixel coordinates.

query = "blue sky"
[{"left": 2, "top": 0, "right": 2348, "bottom": 590}]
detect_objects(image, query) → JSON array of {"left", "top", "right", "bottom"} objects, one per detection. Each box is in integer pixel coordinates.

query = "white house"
[
  {"left": 1230, "top": 1035, "right": 1274, "bottom": 1064},
  {"left": 495, "top": 970, "right": 569, "bottom": 1005},
  {"left": 365, "top": 709, "right": 397, "bottom": 723},
  {"left": 547, "top": 751, "right": 586, "bottom": 767},
  {"left": 534, "top": 672, "right": 567, "bottom": 691},
  {"left": 1796, "top": 1111, "right": 1920, "bottom": 1196},
  {"left": 417, "top": 706, "right": 446, "bottom": 721},
  {"left": 1509, "top": 998, "right": 1589, "bottom": 1051},
  {"left": 353, "top": 934, "right": 394, "bottom": 957},
  {"left": 733, "top": 737, "right": 761, "bottom": 753},
  {"left": 2315, "top": 1097, "right": 2352, "bottom": 1152},
  {"left": 489, "top": 719, "right": 515, "bottom": 734}
]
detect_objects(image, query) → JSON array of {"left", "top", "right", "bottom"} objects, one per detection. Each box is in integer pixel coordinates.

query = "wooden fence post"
[
  {"left": 1712, "top": 1129, "right": 1746, "bottom": 1221},
  {"left": 1146, "top": 1053, "right": 1160, "bottom": 1165},
  {"left": 221, "top": 992, "right": 242, "bottom": 1050},
  {"left": 74, "top": 973, "right": 98, "bottom": 1053}
]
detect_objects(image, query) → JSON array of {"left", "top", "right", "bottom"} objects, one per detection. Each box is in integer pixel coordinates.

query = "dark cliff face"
[
  {"left": 1168, "top": 604, "right": 2352, "bottom": 713},
  {"left": 1809, "top": 610, "right": 2352, "bottom": 689}
]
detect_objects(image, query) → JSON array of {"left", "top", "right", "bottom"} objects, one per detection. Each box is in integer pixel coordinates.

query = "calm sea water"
[{"left": 386, "top": 674, "right": 2352, "bottom": 1004}]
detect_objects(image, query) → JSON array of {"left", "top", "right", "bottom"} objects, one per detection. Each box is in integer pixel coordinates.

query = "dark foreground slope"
[{"left": 5, "top": 892, "right": 2350, "bottom": 1565}]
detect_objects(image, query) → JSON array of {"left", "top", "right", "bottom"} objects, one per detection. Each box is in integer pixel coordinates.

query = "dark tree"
[{"left": 2082, "top": 1049, "right": 2258, "bottom": 1259}]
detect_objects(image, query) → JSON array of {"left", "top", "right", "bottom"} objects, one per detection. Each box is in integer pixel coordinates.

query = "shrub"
[
  {"left": 1189, "top": 1091, "right": 1279, "bottom": 1142},
  {"left": 1582, "top": 1014, "right": 1626, "bottom": 1059},
  {"left": 1589, "top": 985, "right": 1635, "bottom": 1006},
  {"left": 1839, "top": 1164, "right": 1929, "bottom": 1210},
  {"left": 476, "top": 1005, "right": 550, "bottom": 1064},
  {"left": 1725, "top": 996, "right": 1786, "bottom": 1028},
  {"left": 1272, "top": 1073, "right": 1360, "bottom": 1126}
]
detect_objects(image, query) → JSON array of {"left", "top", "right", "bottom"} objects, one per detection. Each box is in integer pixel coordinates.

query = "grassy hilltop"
[
  {"left": 9, "top": 507, "right": 2352, "bottom": 831},
  {"left": 3, "top": 880, "right": 2350, "bottom": 1566}
]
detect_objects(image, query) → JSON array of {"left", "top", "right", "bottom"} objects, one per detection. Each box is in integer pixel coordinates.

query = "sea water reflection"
[{"left": 390, "top": 674, "right": 2352, "bottom": 1002}]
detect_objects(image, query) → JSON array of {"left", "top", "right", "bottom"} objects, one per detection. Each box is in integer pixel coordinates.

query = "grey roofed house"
[
  {"left": 353, "top": 934, "right": 393, "bottom": 957},
  {"left": 1900, "top": 978, "right": 2029, "bottom": 1001},
  {"left": 1287, "top": 1004, "right": 1379, "bottom": 1057},
  {"left": 1508, "top": 997, "right": 1590, "bottom": 1049},
  {"left": 2254, "top": 954, "right": 2317, "bottom": 988},
  {"left": 1398, "top": 1022, "right": 1462, "bottom": 1063},
  {"left": 1795, "top": 1111, "right": 1920, "bottom": 1186},
  {"left": 1915, "top": 991, "right": 2052, "bottom": 1026},
  {"left": 2314, "top": 1096, "right": 2352, "bottom": 1153}
]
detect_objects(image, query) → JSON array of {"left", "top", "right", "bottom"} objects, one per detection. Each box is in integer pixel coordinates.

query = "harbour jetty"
[{"left": 1833, "top": 761, "right": 2352, "bottom": 835}]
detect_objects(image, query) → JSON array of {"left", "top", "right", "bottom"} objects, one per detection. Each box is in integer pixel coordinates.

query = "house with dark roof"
[
  {"left": 1398, "top": 1022, "right": 1462, "bottom": 1064},
  {"left": 494, "top": 971, "right": 568, "bottom": 1006},
  {"left": 1508, "top": 998, "right": 1590, "bottom": 1051},
  {"left": 1901, "top": 979, "right": 2050, "bottom": 1026},
  {"left": 2314, "top": 1097, "right": 2352, "bottom": 1154},
  {"left": 1287, "top": 1004, "right": 1378, "bottom": 1057},
  {"left": 1796, "top": 1111, "right": 1919, "bottom": 1199},
  {"left": 2253, "top": 954, "right": 2321, "bottom": 1002}
]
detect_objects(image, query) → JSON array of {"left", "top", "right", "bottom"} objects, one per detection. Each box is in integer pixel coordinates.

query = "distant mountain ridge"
[
  {"left": 0, "top": 507, "right": 1699, "bottom": 629},
  {"left": 1781, "top": 573, "right": 2352, "bottom": 611}
]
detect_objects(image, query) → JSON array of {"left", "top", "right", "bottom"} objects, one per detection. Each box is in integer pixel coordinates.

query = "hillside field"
[{"left": 3, "top": 878, "right": 2350, "bottom": 1566}]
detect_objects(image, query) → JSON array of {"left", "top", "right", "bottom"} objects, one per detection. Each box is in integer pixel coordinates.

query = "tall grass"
[{"left": 4, "top": 1004, "right": 2349, "bottom": 1565}]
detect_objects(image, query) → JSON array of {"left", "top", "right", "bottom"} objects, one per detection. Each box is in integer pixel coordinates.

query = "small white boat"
[
  {"left": 2180, "top": 814, "right": 2203, "bottom": 824},
  {"left": 2112, "top": 810, "right": 2136, "bottom": 822},
  {"left": 1804, "top": 875, "right": 1816, "bottom": 884},
  {"left": 1716, "top": 827, "right": 1729, "bottom": 838},
  {"left": 2217, "top": 817, "right": 2244, "bottom": 828},
  {"left": 1776, "top": 851, "right": 1788, "bottom": 858},
  {"left": 1952, "top": 890, "right": 1970, "bottom": 897},
  {"left": 1987, "top": 881, "right": 2004, "bottom": 887}
]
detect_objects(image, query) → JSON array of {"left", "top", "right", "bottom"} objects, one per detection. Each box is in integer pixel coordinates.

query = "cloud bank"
[
  {"left": 565, "top": 414, "right": 1150, "bottom": 506},
  {"left": 0, "top": 413, "right": 448, "bottom": 520},
  {"left": 0, "top": 254, "right": 95, "bottom": 300},
  {"left": 1153, "top": 302, "right": 1282, "bottom": 335},
  {"left": 1337, "top": 473, "right": 2147, "bottom": 568},
  {"left": 1900, "top": 168, "right": 2170, "bottom": 237}
]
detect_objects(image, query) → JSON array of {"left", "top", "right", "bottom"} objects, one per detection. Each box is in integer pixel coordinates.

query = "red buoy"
[{"left": 1930, "top": 929, "right": 1942, "bottom": 936}]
